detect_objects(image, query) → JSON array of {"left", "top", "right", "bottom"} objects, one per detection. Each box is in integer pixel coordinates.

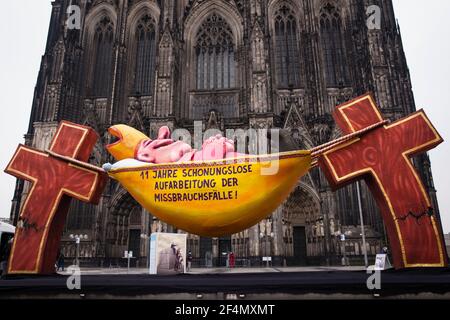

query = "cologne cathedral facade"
[{"left": 10, "top": 0, "right": 442, "bottom": 267}]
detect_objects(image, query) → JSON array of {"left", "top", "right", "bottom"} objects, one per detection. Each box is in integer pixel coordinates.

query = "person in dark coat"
[
  {"left": 56, "top": 251, "right": 65, "bottom": 272},
  {"left": 187, "top": 251, "right": 193, "bottom": 271},
  {"left": 0, "top": 238, "right": 13, "bottom": 276}
]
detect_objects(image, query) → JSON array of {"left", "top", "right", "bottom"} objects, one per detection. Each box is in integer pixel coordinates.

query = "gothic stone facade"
[{"left": 10, "top": 0, "right": 441, "bottom": 267}]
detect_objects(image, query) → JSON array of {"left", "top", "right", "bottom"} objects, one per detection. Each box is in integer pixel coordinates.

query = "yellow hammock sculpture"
[
  {"left": 45, "top": 121, "right": 382, "bottom": 238},
  {"left": 107, "top": 151, "right": 311, "bottom": 237}
]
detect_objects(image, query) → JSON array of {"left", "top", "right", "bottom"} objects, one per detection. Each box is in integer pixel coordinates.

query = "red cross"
[
  {"left": 5, "top": 121, "right": 108, "bottom": 274},
  {"left": 319, "top": 94, "right": 447, "bottom": 269}
]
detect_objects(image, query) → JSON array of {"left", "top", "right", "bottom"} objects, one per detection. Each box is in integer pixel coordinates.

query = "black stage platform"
[{"left": 1, "top": 269, "right": 450, "bottom": 299}]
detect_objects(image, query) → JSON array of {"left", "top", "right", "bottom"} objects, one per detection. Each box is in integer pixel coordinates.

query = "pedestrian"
[
  {"left": 229, "top": 251, "right": 235, "bottom": 268},
  {"left": 0, "top": 238, "right": 13, "bottom": 276},
  {"left": 175, "top": 248, "right": 184, "bottom": 273},
  {"left": 56, "top": 250, "right": 65, "bottom": 272},
  {"left": 187, "top": 251, "right": 193, "bottom": 271}
]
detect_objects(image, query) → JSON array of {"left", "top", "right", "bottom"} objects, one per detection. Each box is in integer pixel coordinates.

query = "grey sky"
[{"left": 0, "top": 1, "right": 448, "bottom": 233}]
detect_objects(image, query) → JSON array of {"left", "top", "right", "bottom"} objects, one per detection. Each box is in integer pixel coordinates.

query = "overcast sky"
[{"left": 0, "top": 1, "right": 449, "bottom": 233}]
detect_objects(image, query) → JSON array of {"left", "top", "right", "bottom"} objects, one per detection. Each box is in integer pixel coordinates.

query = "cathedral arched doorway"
[
  {"left": 282, "top": 183, "right": 322, "bottom": 266},
  {"left": 107, "top": 191, "right": 146, "bottom": 267}
]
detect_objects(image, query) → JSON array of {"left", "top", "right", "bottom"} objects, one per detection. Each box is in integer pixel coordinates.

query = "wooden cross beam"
[
  {"left": 318, "top": 94, "right": 447, "bottom": 269},
  {"left": 5, "top": 121, "right": 108, "bottom": 274}
]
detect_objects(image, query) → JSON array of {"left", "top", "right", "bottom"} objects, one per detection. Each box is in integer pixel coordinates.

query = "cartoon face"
[
  {"left": 106, "top": 124, "right": 240, "bottom": 164},
  {"left": 106, "top": 124, "right": 149, "bottom": 161},
  {"left": 106, "top": 125, "right": 193, "bottom": 163}
]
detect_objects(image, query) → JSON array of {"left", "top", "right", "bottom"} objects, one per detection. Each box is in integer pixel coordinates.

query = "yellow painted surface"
[
  {"left": 108, "top": 151, "right": 311, "bottom": 237},
  {"left": 107, "top": 124, "right": 149, "bottom": 161}
]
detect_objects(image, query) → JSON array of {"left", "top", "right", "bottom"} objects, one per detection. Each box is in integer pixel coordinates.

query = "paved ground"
[
  {"left": 57, "top": 266, "right": 366, "bottom": 275},
  {"left": 1, "top": 267, "right": 449, "bottom": 300}
]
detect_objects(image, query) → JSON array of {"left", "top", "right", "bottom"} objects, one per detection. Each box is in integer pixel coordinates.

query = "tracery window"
[
  {"left": 273, "top": 4, "right": 301, "bottom": 88},
  {"left": 195, "top": 13, "right": 236, "bottom": 90},
  {"left": 92, "top": 16, "right": 114, "bottom": 97},
  {"left": 66, "top": 201, "right": 95, "bottom": 230},
  {"left": 133, "top": 15, "right": 156, "bottom": 95},
  {"left": 319, "top": 3, "right": 349, "bottom": 87}
]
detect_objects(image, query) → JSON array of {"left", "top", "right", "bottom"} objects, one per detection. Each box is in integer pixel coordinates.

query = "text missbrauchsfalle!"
[{"left": 154, "top": 190, "right": 238, "bottom": 202}]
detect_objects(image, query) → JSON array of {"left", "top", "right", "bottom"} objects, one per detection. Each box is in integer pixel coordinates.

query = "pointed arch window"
[
  {"left": 67, "top": 201, "right": 96, "bottom": 230},
  {"left": 319, "top": 3, "right": 349, "bottom": 87},
  {"left": 273, "top": 4, "right": 301, "bottom": 88},
  {"left": 92, "top": 16, "right": 114, "bottom": 97},
  {"left": 195, "top": 13, "right": 236, "bottom": 90},
  {"left": 133, "top": 15, "right": 156, "bottom": 96}
]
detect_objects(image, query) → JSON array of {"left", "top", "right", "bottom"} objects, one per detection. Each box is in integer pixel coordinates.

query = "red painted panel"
[
  {"left": 4, "top": 121, "right": 107, "bottom": 274},
  {"left": 319, "top": 94, "right": 447, "bottom": 269}
]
